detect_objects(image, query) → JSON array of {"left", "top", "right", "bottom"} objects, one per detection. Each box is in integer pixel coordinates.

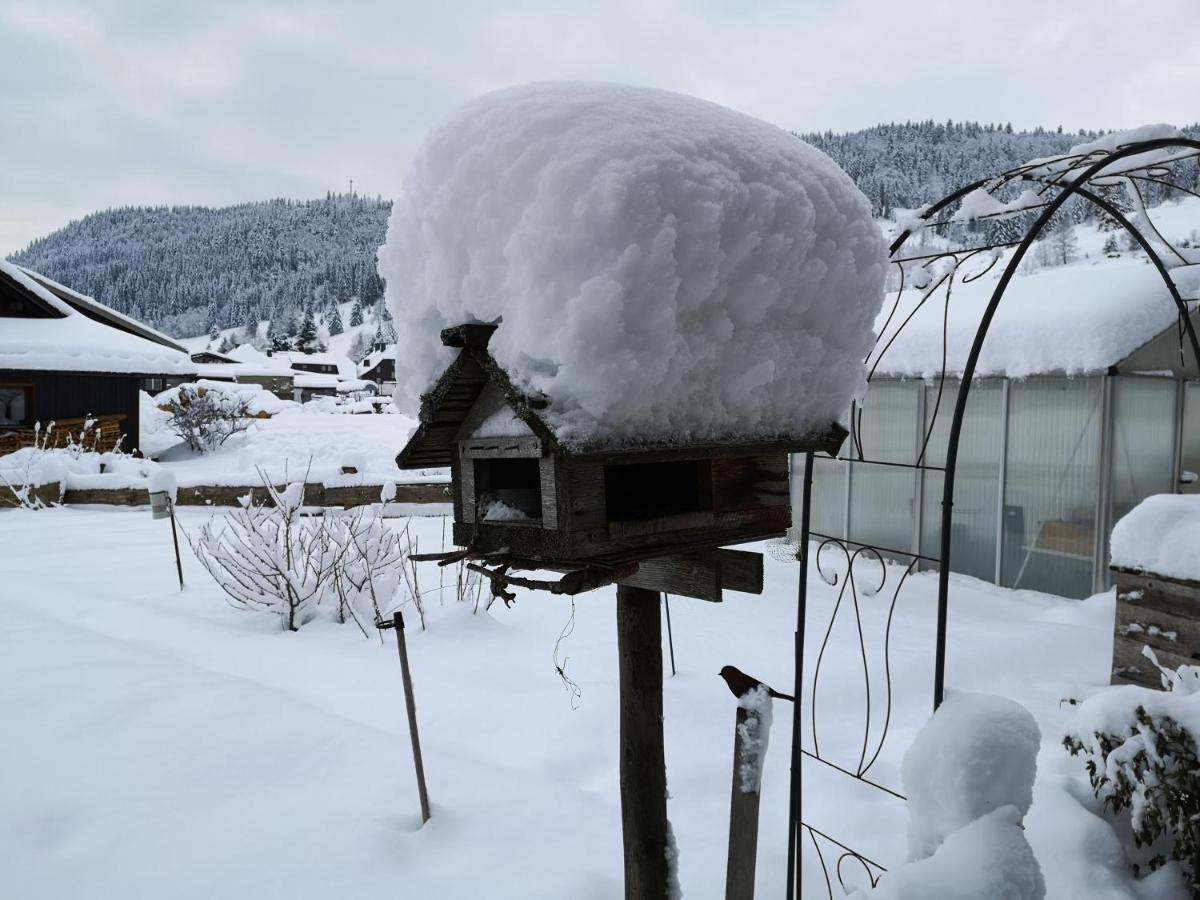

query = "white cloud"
[{"left": 2, "top": 0, "right": 1199, "bottom": 253}]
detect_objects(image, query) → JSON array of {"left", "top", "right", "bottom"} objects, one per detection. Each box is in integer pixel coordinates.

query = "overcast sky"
[{"left": 3, "top": 0, "right": 1199, "bottom": 254}]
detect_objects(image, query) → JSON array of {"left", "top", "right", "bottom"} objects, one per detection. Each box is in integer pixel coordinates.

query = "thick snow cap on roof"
[
  {"left": 0, "top": 260, "right": 195, "bottom": 376},
  {"left": 380, "top": 82, "right": 885, "bottom": 449},
  {"left": 873, "top": 257, "right": 1197, "bottom": 379}
]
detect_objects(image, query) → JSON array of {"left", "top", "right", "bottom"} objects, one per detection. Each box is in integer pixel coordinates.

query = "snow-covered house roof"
[
  {"left": 286, "top": 350, "right": 341, "bottom": 367},
  {"left": 358, "top": 344, "right": 394, "bottom": 375},
  {"left": 382, "top": 82, "right": 885, "bottom": 453},
  {"left": 18, "top": 265, "right": 188, "bottom": 354},
  {"left": 293, "top": 373, "right": 340, "bottom": 390},
  {"left": 871, "top": 256, "right": 1200, "bottom": 380},
  {"left": 193, "top": 362, "right": 297, "bottom": 381},
  {"left": 0, "top": 261, "right": 196, "bottom": 376},
  {"left": 398, "top": 324, "right": 847, "bottom": 468}
]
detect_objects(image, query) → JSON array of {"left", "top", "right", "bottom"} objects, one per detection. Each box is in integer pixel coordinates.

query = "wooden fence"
[{"left": 1, "top": 481, "right": 451, "bottom": 509}]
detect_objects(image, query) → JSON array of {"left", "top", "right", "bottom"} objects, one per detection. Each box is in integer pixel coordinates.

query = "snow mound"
[
  {"left": 1111, "top": 494, "right": 1200, "bottom": 583},
  {"left": 380, "top": 81, "right": 885, "bottom": 448},
  {"left": 902, "top": 692, "right": 1041, "bottom": 861},
  {"left": 851, "top": 807, "right": 1045, "bottom": 900}
]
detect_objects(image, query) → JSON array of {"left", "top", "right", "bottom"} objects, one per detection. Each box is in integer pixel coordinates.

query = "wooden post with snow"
[
  {"left": 725, "top": 688, "right": 772, "bottom": 900},
  {"left": 616, "top": 583, "right": 670, "bottom": 899}
]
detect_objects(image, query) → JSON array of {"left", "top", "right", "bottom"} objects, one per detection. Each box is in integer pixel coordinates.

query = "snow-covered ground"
[
  {"left": 144, "top": 400, "right": 442, "bottom": 487},
  {"left": 0, "top": 505, "right": 1152, "bottom": 898}
]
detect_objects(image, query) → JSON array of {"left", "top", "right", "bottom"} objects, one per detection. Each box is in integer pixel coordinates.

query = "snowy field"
[
  {"left": 0, "top": 504, "right": 1144, "bottom": 898},
  {"left": 145, "top": 405, "right": 443, "bottom": 487}
]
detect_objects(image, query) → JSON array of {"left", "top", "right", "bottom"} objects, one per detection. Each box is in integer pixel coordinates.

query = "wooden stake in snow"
[
  {"left": 617, "top": 584, "right": 669, "bottom": 899},
  {"left": 149, "top": 488, "right": 184, "bottom": 591},
  {"left": 720, "top": 676, "right": 780, "bottom": 900},
  {"left": 379, "top": 610, "right": 431, "bottom": 824}
]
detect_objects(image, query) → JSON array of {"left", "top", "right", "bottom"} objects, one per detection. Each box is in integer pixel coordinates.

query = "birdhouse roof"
[
  {"left": 396, "top": 323, "right": 846, "bottom": 468},
  {"left": 381, "top": 82, "right": 886, "bottom": 453}
]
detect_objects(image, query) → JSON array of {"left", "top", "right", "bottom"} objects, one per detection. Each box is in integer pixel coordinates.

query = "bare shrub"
[{"left": 161, "top": 384, "right": 251, "bottom": 452}]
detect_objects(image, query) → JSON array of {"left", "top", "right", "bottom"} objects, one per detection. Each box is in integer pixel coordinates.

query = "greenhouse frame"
[{"left": 793, "top": 310, "right": 1200, "bottom": 600}]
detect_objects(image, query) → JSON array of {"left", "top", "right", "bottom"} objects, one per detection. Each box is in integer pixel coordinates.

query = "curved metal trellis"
[{"left": 787, "top": 135, "right": 1200, "bottom": 899}]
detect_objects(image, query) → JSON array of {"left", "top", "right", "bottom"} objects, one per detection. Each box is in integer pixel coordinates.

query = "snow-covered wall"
[{"left": 380, "top": 82, "right": 885, "bottom": 449}]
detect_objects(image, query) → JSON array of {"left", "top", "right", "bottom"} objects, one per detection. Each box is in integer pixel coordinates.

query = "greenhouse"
[{"left": 793, "top": 253, "right": 1200, "bottom": 599}]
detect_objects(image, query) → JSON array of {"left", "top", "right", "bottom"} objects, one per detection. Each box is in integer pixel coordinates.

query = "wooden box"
[{"left": 1111, "top": 567, "right": 1200, "bottom": 688}]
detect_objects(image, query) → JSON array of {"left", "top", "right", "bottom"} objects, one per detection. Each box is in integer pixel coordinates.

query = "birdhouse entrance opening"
[
  {"left": 604, "top": 458, "right": 714, "bottom": 523},
  {"left": 474, "top": 457, "right": 543, "bottom": 523}
]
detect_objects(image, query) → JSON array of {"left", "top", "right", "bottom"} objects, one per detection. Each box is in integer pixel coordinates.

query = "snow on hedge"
[
  {"left": 1111, "top": 494, "right": 1200, "bottom": 583},
  {"left": 380, "top": 82, "right": 885, "bottom": 448}
]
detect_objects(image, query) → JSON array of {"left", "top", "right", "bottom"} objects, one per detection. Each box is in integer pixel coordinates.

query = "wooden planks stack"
[{"left": 1111, "top": 568, "right": 1200, "bottom": 688}]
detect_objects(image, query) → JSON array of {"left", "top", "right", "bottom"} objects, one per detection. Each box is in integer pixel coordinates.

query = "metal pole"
[
  {"left": 168, "top": 503, "right": 184, "bottom": 590},
  {"left": 663, "top": 594, "right": 677, "bottom": 677},
  {"left": 786, "top": 451, "right": 814, "bottom": 900},
  {"left": 391, "top": 610, "right": 431, "bottom": 823}
]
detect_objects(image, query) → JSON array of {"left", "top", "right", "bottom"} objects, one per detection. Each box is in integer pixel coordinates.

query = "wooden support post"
[
  {"left": 390, "top": 610, "right": 431, "bottom": 824},
  {"left": 617, "top": 583, "right": 669, "bottom": 899},
  {"left": 725, "top": 706, "right": 762, "bottom": 900}
]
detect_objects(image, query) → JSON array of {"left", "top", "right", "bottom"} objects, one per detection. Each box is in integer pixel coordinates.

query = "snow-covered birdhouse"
[
  {"left": 397, "top": 322, "right": 848, "bottom": 565},
  {"left": 386, "top": 82, "right": 885, "bottom": 576}
]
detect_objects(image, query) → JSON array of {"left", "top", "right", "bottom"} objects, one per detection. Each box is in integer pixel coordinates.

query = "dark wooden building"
[
  {"left": 0, "top": 262, "right": 195, "bottom": 455},
  {"left": 358, "top": 343, "right": 396, "bottom": 392}
]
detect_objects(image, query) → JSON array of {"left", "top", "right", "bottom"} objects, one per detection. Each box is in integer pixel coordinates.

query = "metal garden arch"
[{"left": 786, "top": 135, "right": 1200, "bottom": 899}]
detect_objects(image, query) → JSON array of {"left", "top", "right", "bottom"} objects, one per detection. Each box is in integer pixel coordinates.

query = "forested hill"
[
  {"left": 11, "top": 122, "right": 1200, "bottom": 337},
  {"left": 801, "top": 120, "right": 1200, "bottom": 218},
  {"left": 12, "top": 194, "right": 390, "bottom": 339}
]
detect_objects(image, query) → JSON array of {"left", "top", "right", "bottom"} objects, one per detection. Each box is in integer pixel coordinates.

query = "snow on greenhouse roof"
[
  {"left": 871, "top": 256, "right": 1200, "bottom": 380},
  {"left": 380, "top": 82, "right": 885, "bottom": 449},
  {"left": 0, "top": 261, "right": 196, "bottom": 376}
]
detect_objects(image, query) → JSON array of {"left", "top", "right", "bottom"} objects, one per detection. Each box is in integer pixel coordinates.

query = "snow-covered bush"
[
  {"left": 850, "top": 692, "right": 1045, "bottom": 900},
  {"left": 158, "top": 384, "right": 252, "bottom": 452},
  {"left": 189, "top": 480, "right": 413, "bottom": 634},
  {"left": 1064, "top": 662, "right": 1200, "bottom": 891}
]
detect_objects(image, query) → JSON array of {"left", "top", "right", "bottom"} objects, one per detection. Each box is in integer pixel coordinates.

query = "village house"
[{"left": 0, "top": 261, "right": 195, "bottom": 455}]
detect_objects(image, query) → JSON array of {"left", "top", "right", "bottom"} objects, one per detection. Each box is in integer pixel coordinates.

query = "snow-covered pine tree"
[
  {"left": 349, "top": 299, "right": 364, "bottom": 327},
  {"left": 328, "top": 307, "right": 345, "bottom": 336},
  {"left": 296, "top": 310, "right": 319, "bottom": 351}
]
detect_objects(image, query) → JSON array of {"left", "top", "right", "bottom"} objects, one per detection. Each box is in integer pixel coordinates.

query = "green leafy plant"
[{"left": 1064, "top": 704, "right": 1200, "bottom": 889}]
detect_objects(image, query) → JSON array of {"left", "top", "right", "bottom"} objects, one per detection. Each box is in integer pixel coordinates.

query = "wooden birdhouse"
[{"left": 397, "top": 323, "right": 846, "bottom": 601}]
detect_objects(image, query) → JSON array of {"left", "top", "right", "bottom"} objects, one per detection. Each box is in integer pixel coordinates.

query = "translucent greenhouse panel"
[
  {"left": 1000, "top": 377, "right": 1102, "bottom": 599},
  {"left": 848, "top": 381, "right": 921, "bottom": 555},
  {"left": 919, "top": 379, "right": 1003, "bottom": 582},
  {"left": 1111, "top": 377, "right": 1177, "bottom": 525},
  {"left": 805, "top": 456, "right": 847, "bottom": 540},
  {"left": 1183, "top": 383, "right": 1200, "bottom": 496}
]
